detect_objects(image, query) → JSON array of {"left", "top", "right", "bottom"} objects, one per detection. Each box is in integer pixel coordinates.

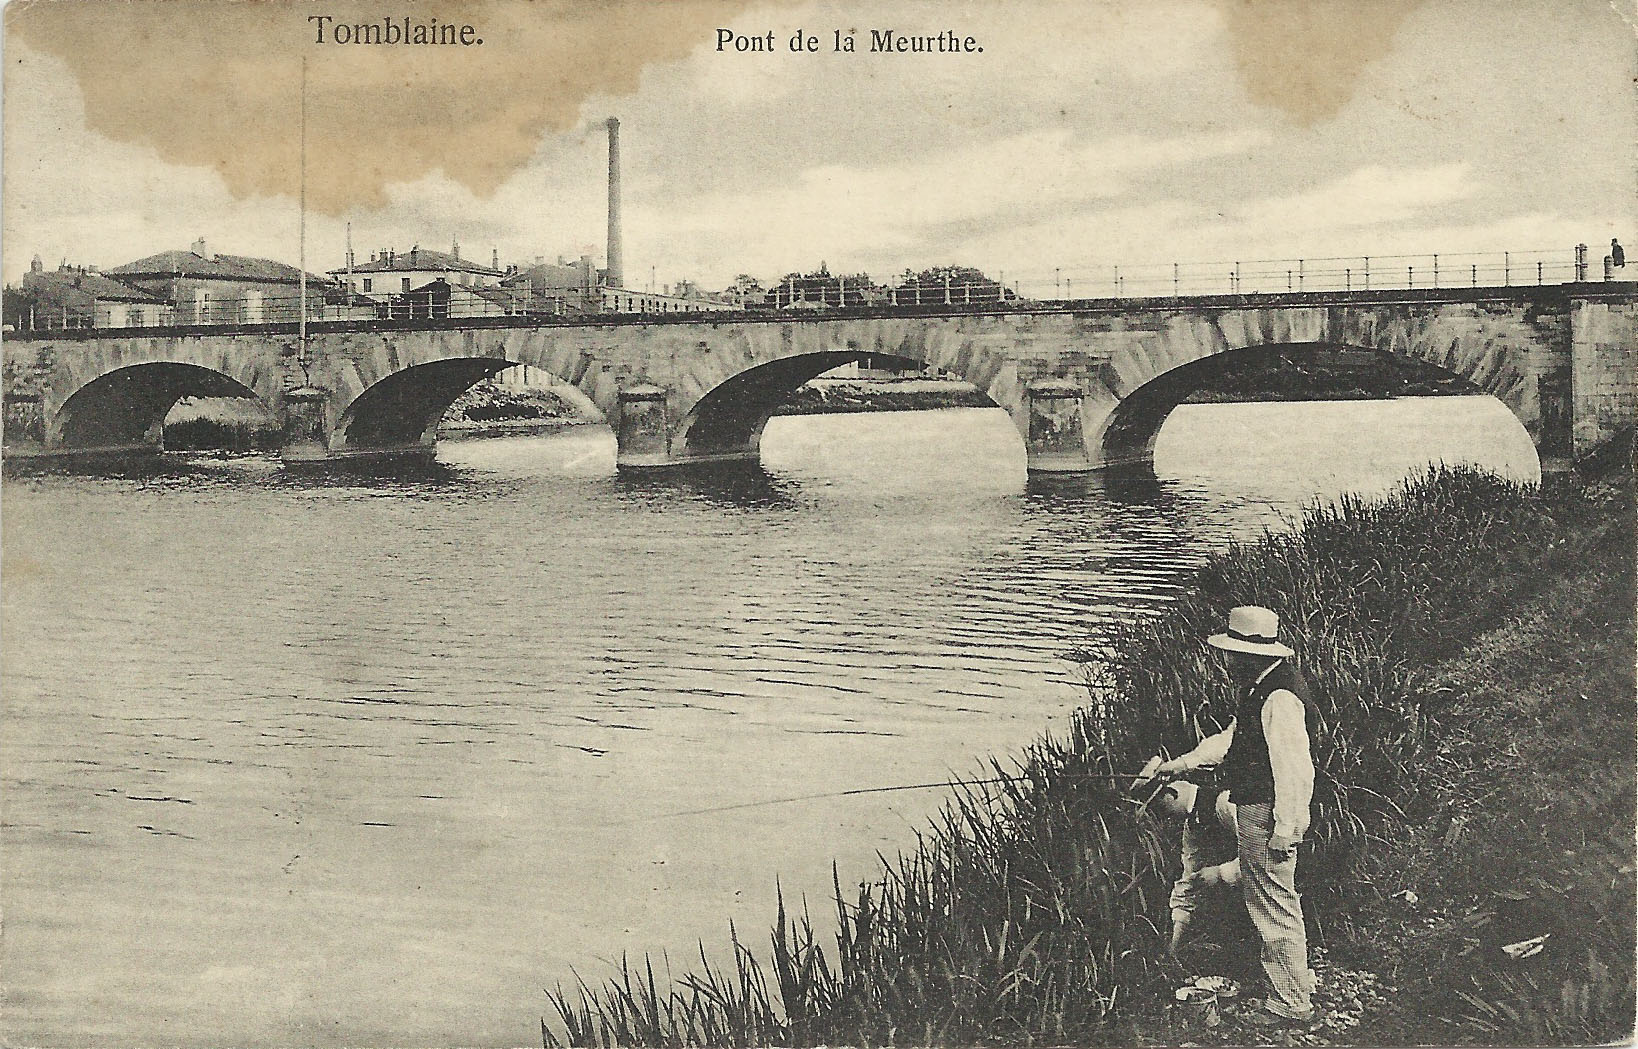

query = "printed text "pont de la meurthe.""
[{"left": 716, "top": 29, "right": 983, "bottom": 54}]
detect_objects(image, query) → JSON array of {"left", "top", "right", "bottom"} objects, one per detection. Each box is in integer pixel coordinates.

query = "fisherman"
[
  {"left": 1137, "top": 606, "right": 1317, "bottom": 1028},
  {"left": 1138, "top": 772, "right": 1240, "bottom": 955}
]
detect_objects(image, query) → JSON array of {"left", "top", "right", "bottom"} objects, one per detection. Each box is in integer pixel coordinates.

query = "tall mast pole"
[{"left": 298, "top": 56, "right": 308, "bottom": 347}]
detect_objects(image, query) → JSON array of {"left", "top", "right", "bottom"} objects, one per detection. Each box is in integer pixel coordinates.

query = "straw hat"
[{"left": 1206, "top": 606, "right": 1295, "bottom": 658}]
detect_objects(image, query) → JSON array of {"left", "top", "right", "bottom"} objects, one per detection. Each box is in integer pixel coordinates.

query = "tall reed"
[{"left": 547, "top": 466, "right": 1592, "bottom": 1046}]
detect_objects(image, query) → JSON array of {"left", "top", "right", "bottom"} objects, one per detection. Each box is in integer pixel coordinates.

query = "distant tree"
[
  {"left": 893, "top": 265, "right": 1015, "bottom": 304},
  {"left": 2, "top": 285, "right": 37, "bottom": 330},
  {"left": 725, "top": 273, "right": 766, "bottom": 307},
  {"left": 767, "top": 264, "right": 881, "bottom": 308}
]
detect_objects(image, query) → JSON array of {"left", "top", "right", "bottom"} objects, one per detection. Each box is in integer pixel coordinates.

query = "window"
[
  {"left": 363, "top": 278, "right": 372, "bottom": 293},
  {"left": 402, "top": 277, "right": 411, "bottom": 293}
]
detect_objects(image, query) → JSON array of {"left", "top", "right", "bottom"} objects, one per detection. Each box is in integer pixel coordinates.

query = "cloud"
[
  {"left": 5, "top": 0, "right": 772, "bottom": 214},
  {"left": 1234, "top": 163, "right": 1475, "bottom": 234},
  {"left": 627, "top": 127, "right": 1266, "bottom": 279}
]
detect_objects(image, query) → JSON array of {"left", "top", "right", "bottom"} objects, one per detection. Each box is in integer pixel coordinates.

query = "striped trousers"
[{"left": 1236, "top": 801, "right": 1316, "bottom": 1018}]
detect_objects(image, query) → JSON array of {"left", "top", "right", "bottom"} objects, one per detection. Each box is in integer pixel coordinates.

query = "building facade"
[
  {"left": 105, "top": 238, "right": 327, "bottom": 324},
  {"left": 333, "top": 246, "right": 506, "bottom": 301}
]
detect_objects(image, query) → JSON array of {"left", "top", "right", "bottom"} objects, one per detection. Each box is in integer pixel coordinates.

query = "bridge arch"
[
  {"left": 667, "top": 351, "right": 1002, "bottom": 463},
  {"left": 1090, "top": 341, "right": 1529, "bottom": 469},
  {"left": 331, "top": 358, "right": 514, "bottom": 455},
  {"left": 50, "top": 362, "right": 273, "bottom": 453},
  {"left": 1079, "top": 305, "right": 1558, "bottom": 472},
  {"left": 310, "top": 329, "right": 615, "bottom": 459},
  {"left": 621, "top": 318, "right": 1026, "bottom": 468},
  {"left": 328, "top": 360, "right": 611, "bottom": 458}
]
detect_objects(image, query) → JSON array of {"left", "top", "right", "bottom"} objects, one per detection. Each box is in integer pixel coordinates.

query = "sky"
[{"left": 3, "top": 0, "right": 1634, "bottom": 293}]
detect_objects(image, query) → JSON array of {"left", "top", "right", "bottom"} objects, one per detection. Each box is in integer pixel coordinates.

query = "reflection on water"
[{"left": 0, "top": 398, "right": 1536, "bottom": 1047}]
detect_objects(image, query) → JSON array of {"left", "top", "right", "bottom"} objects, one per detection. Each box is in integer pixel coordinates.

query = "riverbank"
[
  {"left": 772, "top": 378, "right": 996, "bottom": 414},
  {"left": 1121, "top": 435, "right": 1636, "bottom": 1047},
  {"left": 545, "top": 440, "right": 1634, "bottom": 1047}
]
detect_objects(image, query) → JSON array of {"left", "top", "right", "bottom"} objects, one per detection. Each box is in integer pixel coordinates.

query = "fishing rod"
[{"left": 628, "top": 770, "right": 1153, "bottom": 822}]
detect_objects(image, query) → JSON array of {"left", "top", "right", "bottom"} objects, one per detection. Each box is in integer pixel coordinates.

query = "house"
[
  {"left": 334, "top": 244, "right": 506, "bottom": 302},
  {"left": 105, "top": 238, "right": 328, "bottom": 324},
  {"left": 384, "top": 278, "right": 522, "bottom": 320},
  {"left": 497, "top": 256, "right": 601, "bottom": 315},
  {"left": 10, "top": 256, "right": 174, "bottom": 329}
]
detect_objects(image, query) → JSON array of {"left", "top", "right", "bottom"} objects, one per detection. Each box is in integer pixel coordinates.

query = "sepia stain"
[
  {"left": 1, "top": 552, "right": 46, "bottom": 580},
  {"left": 4, "top": 0, "right": 774, "bottom": 213},
  {"left": 1212, "top": 0, "right": 1424, "bottom": 124}
]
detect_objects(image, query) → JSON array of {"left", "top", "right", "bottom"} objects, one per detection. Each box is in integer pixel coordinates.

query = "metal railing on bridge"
[
  {"left": 1005, "top": 247, "right": 1601, "bottom": 302},
  {"left": 4, "top": 246, "right": 1622, "bottom": 336}
]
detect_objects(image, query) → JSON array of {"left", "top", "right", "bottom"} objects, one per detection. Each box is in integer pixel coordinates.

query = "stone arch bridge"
[{"left": 5, "top": 284, "right": 1634, "bottom": 474}]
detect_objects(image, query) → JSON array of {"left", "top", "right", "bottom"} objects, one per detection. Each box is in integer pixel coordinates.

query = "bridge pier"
[
  {"left": 279, "top": 386, "right": 331, "bottom": 464},
  {"left": 278, "top": 384, "right": 438, "bottom": 467},
  {"left": 611, "top": 384, "right": 762, "bottom": 470},
  {"left": 1024, "top": 378, "right": 1100, "bottom": 473},
  {"left": 2, "top": 392, "right": 48, "bottom": 450},
  {"left": 615, "top": 384, "right": 680, "bottom": 468}
]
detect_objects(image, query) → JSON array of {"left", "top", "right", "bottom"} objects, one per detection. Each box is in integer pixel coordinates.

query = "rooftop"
[
  {"left": 335, "top": 247, "right": 505, "bottom": 276},
  {"left": 107, "top": 247, "right": 322, "bottom": 284},
  {"left": 20, "top": 268, "right": 170, "bottom": 303}
]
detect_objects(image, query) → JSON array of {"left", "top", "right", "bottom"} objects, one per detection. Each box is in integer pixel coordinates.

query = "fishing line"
[{"left": 624, "top": 770, "right": 1151, "bottom": 823}]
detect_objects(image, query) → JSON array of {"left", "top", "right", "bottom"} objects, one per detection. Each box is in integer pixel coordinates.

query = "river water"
[{"left": 1, "top": 397, "right": 1536, "bottom": 1047}]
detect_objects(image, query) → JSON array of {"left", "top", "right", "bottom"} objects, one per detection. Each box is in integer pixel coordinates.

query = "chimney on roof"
[
  {"left": 492, "top": 247, "right": 499, "bottom": 270},
  {"left": 30, "top": 254, "right": 41, "bottom": 273},
  {"left": 605, "top": 117, "right": 624, "bottom": 289},
  {"left": 452, "top": 237, "right": 460, "bottom": 260},
  {"left": 192, "top": 236, "right": 214, "bottom": 261},
  {"left": 370, "top": 252, "right": 377, "bottom": 263}
]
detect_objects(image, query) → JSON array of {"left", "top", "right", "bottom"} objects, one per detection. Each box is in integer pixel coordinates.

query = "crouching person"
[{"left": 1151, "top": 777, "right": 1239, "bottom": 955}]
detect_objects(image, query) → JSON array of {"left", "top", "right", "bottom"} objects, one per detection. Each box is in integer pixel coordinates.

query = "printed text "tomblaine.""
[{"left": 309, "top": 16, "right": 483, "bottom": 46}]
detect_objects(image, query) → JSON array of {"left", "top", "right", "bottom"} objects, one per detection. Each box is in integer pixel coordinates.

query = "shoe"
[{"left": 1243, "top": 1002, "right": 1315, "bottom": 1028}]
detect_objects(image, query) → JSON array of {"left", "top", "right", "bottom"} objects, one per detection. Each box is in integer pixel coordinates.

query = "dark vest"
[{"left": 1221, "top": 661, "right": 1313, "bottom": 805}]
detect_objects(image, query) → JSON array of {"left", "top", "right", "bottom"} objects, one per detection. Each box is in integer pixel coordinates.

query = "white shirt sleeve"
[
  {"left": 1175, "top": 720, "right": 1235, "bottom": 771},
  {"left": 1262, "top": 689, "right": 1314, "bottom": 840}
]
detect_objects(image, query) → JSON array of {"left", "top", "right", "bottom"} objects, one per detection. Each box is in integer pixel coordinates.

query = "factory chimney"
[{"left": 605, "top": 116, "right": 624, "bottom": 289}]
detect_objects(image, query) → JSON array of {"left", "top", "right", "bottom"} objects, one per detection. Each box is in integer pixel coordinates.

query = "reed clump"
[{"left": 548, "top": 465, "right": 1606, "bottom": 1047}]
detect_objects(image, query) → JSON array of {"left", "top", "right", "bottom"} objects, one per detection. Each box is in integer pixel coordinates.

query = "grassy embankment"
[{"left": 545, "top": 441, "right": 1634, "bottom": 1048}]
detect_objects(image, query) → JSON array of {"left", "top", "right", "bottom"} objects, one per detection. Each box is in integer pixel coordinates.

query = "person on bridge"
[
  {"left": 1613, "top": 238, "right": 1626, "bottom": 269},
  {"left": 1135, "top": 605, "right": 1317, "bottom": 1027}
]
